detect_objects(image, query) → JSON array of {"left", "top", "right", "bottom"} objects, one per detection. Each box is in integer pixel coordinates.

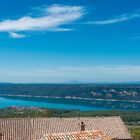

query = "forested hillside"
[{"left": 0, "top": 84, "right": 140, "bottom": 101}]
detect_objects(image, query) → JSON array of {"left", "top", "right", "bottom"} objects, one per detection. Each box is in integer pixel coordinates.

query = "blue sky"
[{"left": 0, "top": 0, "right": 140, "bottom": 83}]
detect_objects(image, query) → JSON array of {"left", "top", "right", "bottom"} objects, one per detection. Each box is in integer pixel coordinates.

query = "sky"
[{"left": 0, "top": 0, "right": 140, "bottom": 83}]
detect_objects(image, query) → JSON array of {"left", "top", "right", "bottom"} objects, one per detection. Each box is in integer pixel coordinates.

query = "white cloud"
[
  {"left": 9, "top": 32, "right": 26, "bottom": 38},
  {"left": 47, "top": 28, "right": 75, "bottom": 32},
  {"left": 0, "top": 4, "right": 84, "bottom": 38},
  {"left": 87, "top": 12, "right": 140, "bottom": 25}
]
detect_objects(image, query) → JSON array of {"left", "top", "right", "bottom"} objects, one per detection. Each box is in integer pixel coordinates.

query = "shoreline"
[{"left": 0, "top": 94, "right": 140, "bottom": 103}]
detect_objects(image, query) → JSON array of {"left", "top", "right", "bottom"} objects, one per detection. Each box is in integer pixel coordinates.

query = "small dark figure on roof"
[
  {"left": 80, "top": 122, "right": 85, "bottom": 131},
  {"left": 0, "top": 133, "right": 3, "bottom": 140}
]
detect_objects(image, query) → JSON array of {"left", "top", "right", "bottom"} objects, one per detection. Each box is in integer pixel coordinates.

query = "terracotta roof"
[
  {"left": 41, "top": 130, "right": 111, "bottom": 140},
  {"left": 0, "top": 117, "right": 132, "bottom": 140}
]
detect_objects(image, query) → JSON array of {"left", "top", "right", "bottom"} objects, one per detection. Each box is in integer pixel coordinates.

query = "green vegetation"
[{"left": 129, "top": 126, "right": 140, "bottom": 140}]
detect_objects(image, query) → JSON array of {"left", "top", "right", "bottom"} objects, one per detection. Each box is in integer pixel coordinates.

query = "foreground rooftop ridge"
[
  {"left": 41, "top": 130, "right": 111, "bottom": 140},
  {"left": 0, "top": 116, "right": 132, "bottom": 140}
]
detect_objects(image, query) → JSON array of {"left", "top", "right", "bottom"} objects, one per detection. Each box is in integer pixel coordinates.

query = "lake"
[{"left": 0, "top": 96, "right": 140, "bottom": 111}]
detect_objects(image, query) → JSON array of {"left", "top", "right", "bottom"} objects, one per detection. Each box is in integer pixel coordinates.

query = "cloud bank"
[
  {"left": 0, "top": 4, "right": 84, "bottom": 38},
  {"left": 1, "top": 65, "right": 140, "bottom": 83}
]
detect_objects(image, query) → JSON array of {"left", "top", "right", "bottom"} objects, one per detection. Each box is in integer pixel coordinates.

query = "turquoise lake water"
[{"left": 0, "top": 96, "right": 140, "bottom": 111}]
